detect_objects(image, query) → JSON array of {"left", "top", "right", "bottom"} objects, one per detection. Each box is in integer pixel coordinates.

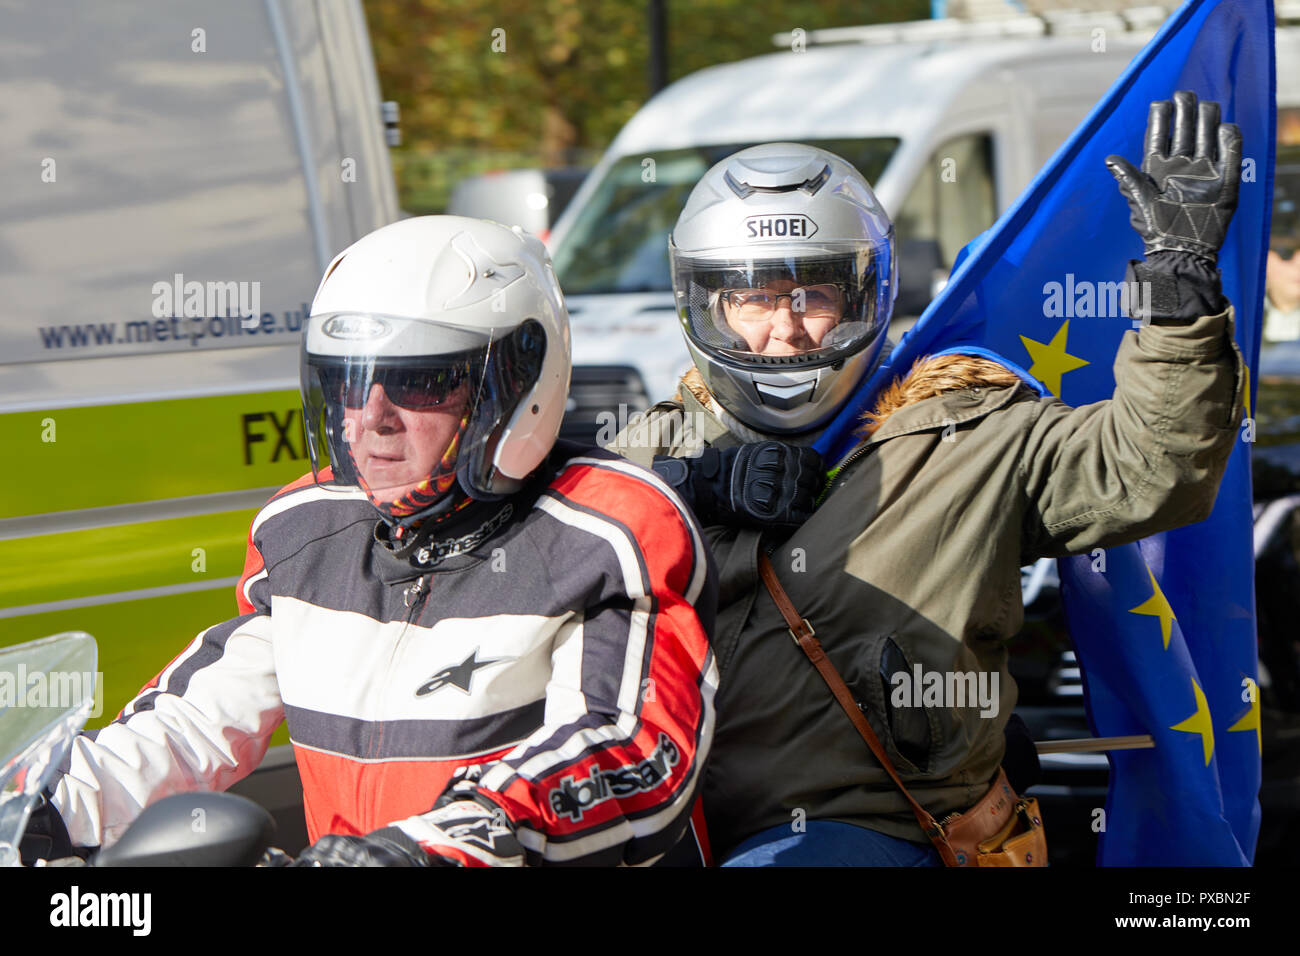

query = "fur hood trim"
[{"left": 858, "top": 353, "right": 1024, "bottom": 437}]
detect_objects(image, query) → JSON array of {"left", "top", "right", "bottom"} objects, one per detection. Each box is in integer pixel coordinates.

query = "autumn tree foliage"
[{"left": 363, "top": 0, "right": 927, "bottom": 210}]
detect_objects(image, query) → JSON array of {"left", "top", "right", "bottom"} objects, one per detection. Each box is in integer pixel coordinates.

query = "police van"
[{"left": 0, "top": 0, "right": 398, "bottom": 736}]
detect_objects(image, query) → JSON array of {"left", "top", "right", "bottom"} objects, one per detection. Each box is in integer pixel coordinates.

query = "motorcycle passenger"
[
  {"left": 23, "top": 216, "right": 718, "bottom": 867},
  {"left": 611, "top": 93, "right": 1246, "bottom": 865}
]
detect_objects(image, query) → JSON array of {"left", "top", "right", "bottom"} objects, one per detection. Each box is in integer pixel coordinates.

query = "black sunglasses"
[{"left": 322, "top": 365, "right": 475, "bottom": 411}]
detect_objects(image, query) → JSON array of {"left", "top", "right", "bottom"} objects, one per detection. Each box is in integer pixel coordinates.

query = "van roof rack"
[{"left": 771, "top": 1, "right": 1299, "bottom": 49}]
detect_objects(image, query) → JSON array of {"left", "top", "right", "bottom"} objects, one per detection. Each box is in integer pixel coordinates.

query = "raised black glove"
[
  {"left": 653, "top": 441, "right": 823, "bottom": 530},
  {"left": 291, "top": 827, "right": 432, "bottom": 867},
  {"left": 1128, "top": 250, "right": 1229, "bottom": 324},
  {"left": 1105, "top": 89, "right": 1242, "bottom": 263}
]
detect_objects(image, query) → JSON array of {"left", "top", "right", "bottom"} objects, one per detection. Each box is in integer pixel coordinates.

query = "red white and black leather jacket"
[{"left": 51, "top": 444, "right": 718, "bottom": 866}]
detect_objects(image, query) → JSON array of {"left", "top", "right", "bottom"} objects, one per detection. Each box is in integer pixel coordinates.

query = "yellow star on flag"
[
  {"left": 1129, "top": 566, "right": 1177, "bottom": 649},
  {"left": 1019, "top": 320, "right": 1090, "bottom": 396},
  {"left": 1228, "top": 680, "right": 1262, "bottom": 756},
  {"left": 1170, "top": 678, "right": 1215, "bottom": 766}
]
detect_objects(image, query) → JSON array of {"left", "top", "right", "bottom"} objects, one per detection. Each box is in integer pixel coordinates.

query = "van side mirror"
[{"left": 895, "top": 238, "right": 943, "bottom": 317}]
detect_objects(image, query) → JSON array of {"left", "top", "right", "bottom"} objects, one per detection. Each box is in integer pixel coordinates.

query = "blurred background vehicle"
[
  {"left": 446, "top": 166, "right": 588, "bottom": 241},
  {"left": 0, "top": 0, "right": 397, "bottom": 745},
  {"left": 547, "top": 15, "right": 1157, "bottom": 442}
]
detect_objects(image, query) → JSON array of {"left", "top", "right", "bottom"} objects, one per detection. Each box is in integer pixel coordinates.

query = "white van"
[
  {"left": 548, "top": 14, "right": 1168, "bottom": 431},
  {"left": 0, "top": 1, "right": 397, "bottom": 724}
]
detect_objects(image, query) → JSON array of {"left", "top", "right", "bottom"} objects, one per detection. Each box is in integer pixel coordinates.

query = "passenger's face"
[
  {"left": 342, "top": 383, "right": 469, "bottom": 499},
  {"left": 721, "top": 279, "right": 844, "bottom": 355}
]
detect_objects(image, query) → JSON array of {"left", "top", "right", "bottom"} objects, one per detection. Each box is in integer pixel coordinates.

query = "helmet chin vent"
[
  {"left": 754, "top": 378, "right": 816, "bottom": 410},
  {"left": 735, "top": 349, "right": 834, "bottom": 368}
]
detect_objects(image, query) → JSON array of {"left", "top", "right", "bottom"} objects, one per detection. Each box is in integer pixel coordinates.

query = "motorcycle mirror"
[{"left": 94, "top": 792, "right": 275, "bottom": 867}]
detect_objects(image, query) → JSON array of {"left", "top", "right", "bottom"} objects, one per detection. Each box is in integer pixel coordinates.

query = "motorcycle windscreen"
[{"left": 0, "top": 632, "right": 98, "bottom": 866}]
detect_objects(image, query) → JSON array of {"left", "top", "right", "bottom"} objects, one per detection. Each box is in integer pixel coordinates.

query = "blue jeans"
[{"left": 721, "top": 820, "right": 944, "bottom": 867}]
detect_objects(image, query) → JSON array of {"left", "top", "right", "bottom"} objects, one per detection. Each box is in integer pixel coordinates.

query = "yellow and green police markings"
[
  {"left": 1, "top": 389, "right": 307, "bottom": 518},
  {"left": 0, "top": 389, "right": 313, "bottom": 742}
]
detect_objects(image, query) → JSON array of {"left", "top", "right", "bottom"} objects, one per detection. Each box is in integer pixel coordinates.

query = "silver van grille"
[{"left": 560, "top": 365, "right": 651, "bottom": 446}]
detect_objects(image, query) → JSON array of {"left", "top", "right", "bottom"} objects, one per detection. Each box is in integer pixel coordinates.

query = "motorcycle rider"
[
  {"left": 23, "top": 216, "right": 718, "bottom": 867},
  {"left": 611, "top": 92, "right": 1245, "bottom": 864}
]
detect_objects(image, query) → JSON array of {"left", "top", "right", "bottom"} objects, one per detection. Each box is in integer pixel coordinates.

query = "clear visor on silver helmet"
[{"left": 672, "top": 239, "right": 889, "bottom": 370}]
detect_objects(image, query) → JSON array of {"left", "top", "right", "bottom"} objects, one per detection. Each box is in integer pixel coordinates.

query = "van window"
[
  {"left": 1264, "top": 107, "right": 1300, "bottom": 345},
  {"left": 894, "top": 133, "right": 996, "bottom": 270},
  {"left": 1273, "top": 107, "right": 1300, "bottom": 257},
  {"left": 552, "top": 139, "right": 897, "bottom": 296}
]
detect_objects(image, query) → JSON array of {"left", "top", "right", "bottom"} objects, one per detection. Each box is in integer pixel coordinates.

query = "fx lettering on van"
[
  {"left": 744, "top": 214, "right": 819, "bottom": 239},
  {"left": 242, "top": 411, "right": 307, "bottom": 465}
]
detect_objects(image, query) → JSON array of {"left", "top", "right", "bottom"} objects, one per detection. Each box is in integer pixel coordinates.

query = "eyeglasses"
[
  {"left": 720, "top": 284, "right": 844, "bottom": 321},
  {"left": 322, "top": 366, "right": 474, "bottom": 411}
]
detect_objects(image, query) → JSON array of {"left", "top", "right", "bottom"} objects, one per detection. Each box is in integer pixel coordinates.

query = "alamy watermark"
[
  {"left": 0, "top": 666, "right": 103, "bottom": 718},
  {"left": 1043, "top": 274, "right": 1152, "bottom": 326},
  {"left": 49, "top": 886, "right": 150, "bottom": 936},
  {"left": 151, "top": 273, "right": 261, "bottom": 328},
  {"left": 889, "top": 664, "right": 999, "bottom": 718},
  {"left": 596, "top": 405, "right": 712, "bottom": 449}
]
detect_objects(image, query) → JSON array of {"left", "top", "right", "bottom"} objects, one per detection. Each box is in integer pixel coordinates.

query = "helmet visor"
[
  {"left": 301, "top": 313, "right": 545, "bottom": 516},
  {"left": 672, "top": 242, "right": 889, "bottom": 369}
]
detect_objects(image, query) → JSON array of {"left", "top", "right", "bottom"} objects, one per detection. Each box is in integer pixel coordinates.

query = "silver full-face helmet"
[{"left": 670, "top": 143, "right": 896, "bottom": 434}]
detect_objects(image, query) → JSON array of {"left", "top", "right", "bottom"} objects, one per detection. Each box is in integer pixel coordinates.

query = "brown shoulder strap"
[{"left": 755, "top": 551, "right": 958, "bottom": 865}]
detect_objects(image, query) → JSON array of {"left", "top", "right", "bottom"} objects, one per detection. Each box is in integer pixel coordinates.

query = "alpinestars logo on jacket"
[{"left": 415, "top": 648, "right": 511, "bottom": 697}]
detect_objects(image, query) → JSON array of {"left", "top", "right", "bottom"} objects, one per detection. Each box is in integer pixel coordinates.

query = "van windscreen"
[{"left": 552, "top": 139, "right": 897, "bottom": 297}]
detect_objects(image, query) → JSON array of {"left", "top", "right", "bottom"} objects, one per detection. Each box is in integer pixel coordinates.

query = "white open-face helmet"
[
  {"left": 670, "top": 143, "right": 896, "bottom": 434},
  {"left": 301, "top": 216, "right": 571, "bottom": 522}
]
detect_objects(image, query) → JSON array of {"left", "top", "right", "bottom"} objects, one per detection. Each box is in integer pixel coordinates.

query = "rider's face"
[
  {"left": 721, "top": 279, "right": 843, "bottom": 355},
  {"left": 342, "top": 383, "right": 469, "bottom": 500}
]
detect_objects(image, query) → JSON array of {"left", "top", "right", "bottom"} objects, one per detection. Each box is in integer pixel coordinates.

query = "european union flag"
[{"left": 816, "top": 0, "right": 1273, "bottom": 865}]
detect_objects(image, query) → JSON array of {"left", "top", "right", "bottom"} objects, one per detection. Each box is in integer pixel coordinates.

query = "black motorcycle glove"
[
  {"left": 291, "top": 827, "right": 432, "bottom": 867},
  {"left": 1127, "top": 250, "right": 1229, "bottom": 325},
  {"left": 1105, "top": 89, "right": 1242, "bottom": 263},
  {"left": 18, "top": 790, "right": 87, "bottom": 866},
  {"left": 652, "top": 441, "right": 824, "bottom": 530},
  {"left": 414, "top": 776, "right": 525, "bottom": 866}
]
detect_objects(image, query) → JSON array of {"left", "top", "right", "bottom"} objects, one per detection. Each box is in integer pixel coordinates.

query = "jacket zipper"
[
  {"left": 819, "top": 441, "right": 874, "bottom": 504},
  {"left": 368, "top": 575, "right": 429, "bottom": 771},
  {"left": 403, "top": 575, "right": 427, "bottom": 612}
]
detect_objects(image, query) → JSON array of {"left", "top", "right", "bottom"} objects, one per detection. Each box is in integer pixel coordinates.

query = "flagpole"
[{"left": 1035, "top": 734, "right": 1154, "bottom": 754}]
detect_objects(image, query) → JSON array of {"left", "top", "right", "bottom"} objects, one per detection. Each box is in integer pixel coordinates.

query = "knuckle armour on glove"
[
  {"left": 1105, "top": 89, "right": 1241, "bottom": 262},
  {"left": 291, "top": 829, "right": 430, "bottom": 867},
  {"left": 417, "top": 796, "right": 525, "bottom": 867},
  {"left": 653, "top": 441, "right": 824, "bottom": 529},
  {"left": 725, "top": 441, "right": 824, "bottom": 528}
]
